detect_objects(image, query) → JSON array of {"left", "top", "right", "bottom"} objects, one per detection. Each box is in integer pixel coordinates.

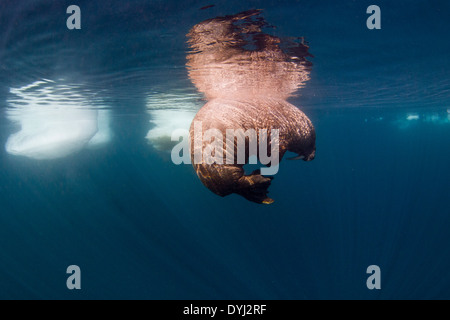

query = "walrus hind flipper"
[{"left": 236, "top": 170, "right": 274, "bottom": 205}]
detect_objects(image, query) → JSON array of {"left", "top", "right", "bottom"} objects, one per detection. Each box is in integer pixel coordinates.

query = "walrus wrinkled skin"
[
  {"left": 187, "top": 10, "right": 316, "bottom": 204},
  {"left": 190, "top": 98, "right": 316, "bottom": 204}
]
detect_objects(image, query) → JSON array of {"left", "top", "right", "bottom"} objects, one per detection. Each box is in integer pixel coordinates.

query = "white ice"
[
  {"left": 145, "top": 92, "right": 200, "bottom": 151},
  {"left": 146, "top": 109, "right": 196, "bottom": 151},
  {"left": 87, "top": 110, "right": 112, "bottom": 148},
  {"left": 406, "top": 113, "right": 420, "bottom": 121},
  {"left": 5, "top": 80, "right": 111, "bottom": 160}
]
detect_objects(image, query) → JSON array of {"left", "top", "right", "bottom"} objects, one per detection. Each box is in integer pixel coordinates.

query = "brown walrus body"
[
  {"left": 190, "top": 98, "right": 315, "bottom": 204},
  {"left": 186, "top": 10, "right": 315, "bottom": 204}
]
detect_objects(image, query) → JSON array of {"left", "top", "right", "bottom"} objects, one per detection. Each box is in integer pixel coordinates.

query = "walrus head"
[
  {"left": 286, "top": 119, "right": 316, "bottom": 162},
  {"left": 186, "top": 10, "right": 315, "bottom": 204}
]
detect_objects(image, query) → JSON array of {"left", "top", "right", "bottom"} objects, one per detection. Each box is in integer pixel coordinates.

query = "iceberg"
[
  {"left": 5, "top": 80, "right": 110, "bottom": 160},
  {"left": 145, "top": 92, "right": 200, "bottom": 151}
]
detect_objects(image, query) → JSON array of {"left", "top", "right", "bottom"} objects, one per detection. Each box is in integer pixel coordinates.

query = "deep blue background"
[{"left": 0, "top": 0, "right": 449, "bottom": 299}]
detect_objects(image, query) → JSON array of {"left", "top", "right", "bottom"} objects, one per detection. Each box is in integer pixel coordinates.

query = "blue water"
[{"left": 0, "top": 0, "right": 449, "bottom": 299}]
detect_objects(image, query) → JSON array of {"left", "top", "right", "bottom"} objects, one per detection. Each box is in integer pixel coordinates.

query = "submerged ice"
[
  {"left": 5, "top": 80, "right": 111, "bottom": 160},
  {"left": 145, "top": 92, "right": 200, "bottom": 151}
]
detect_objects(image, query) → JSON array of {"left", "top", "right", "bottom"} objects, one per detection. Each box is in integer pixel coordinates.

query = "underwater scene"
[{"left": 0, "top": 0, "right": 449, "bottom": 300}]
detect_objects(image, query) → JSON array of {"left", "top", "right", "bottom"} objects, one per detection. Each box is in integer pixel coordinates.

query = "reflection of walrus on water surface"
[{"left": 187, "top": 10, "right": 316, "bottom": 204}]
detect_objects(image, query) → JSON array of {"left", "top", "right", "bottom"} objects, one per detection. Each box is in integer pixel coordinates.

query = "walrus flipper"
[
  {"left": 195, "top": 164, "right": 274, "bottom": 204},
  {"left": 236, "top": 170, "right": 274, "bottom": 204}
]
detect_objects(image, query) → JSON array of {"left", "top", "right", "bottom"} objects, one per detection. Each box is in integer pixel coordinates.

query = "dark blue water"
[{"left": 0, "top": 0, "right": 449, "bottom": 299}]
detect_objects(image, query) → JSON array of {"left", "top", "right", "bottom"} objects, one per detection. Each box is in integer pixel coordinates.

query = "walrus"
[
  {"left": 190, "top": 98, "right": 315, "bottom": 204},
  {"left": 186, "top": 10, "right": 316, "bottom": 204}
]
